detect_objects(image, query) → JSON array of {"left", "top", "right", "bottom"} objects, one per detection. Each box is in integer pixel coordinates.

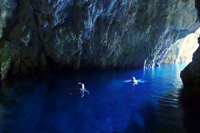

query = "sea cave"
[{"left": 0, "top": 0, "right": 200, "bottom": 132}]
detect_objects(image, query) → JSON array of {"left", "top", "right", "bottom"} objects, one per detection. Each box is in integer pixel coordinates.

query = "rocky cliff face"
[
  {"left": 180, "top": 0, "right": 200, "bottom": 88},
  {"left": 0, "top": 0, "right": 199, "bottom": 80}
]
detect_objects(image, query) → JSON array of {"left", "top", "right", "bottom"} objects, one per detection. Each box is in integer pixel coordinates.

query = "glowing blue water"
[{"left": 0, "top": 63, "right": 188, "bottom": 132}]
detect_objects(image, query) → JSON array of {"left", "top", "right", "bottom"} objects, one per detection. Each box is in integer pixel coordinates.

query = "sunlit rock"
[{"left": 162, "top": 28, "right": 200, "bottom": 64}]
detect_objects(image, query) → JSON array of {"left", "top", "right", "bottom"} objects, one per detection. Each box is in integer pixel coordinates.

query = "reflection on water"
[{"left": 0, "top": 63, "right": 194, "bottom": 132}]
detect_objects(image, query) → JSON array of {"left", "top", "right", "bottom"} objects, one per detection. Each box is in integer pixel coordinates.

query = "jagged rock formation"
[
  {"left": 180, "top": 0, "right": 200, "bottom": 87},
  {"left": 0, "top": 0, "right": 199, "bottom": 80}
]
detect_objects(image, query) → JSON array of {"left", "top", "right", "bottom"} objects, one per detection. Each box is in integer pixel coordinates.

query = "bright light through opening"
[
  {"left": 163, "top": 27, "right": 200, "bottom": 64},
  {"left": 176, "top": 27, "right": 200, "bottom": 63}
]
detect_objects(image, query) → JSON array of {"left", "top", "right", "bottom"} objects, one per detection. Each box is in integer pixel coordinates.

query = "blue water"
[{"left": 0, "top": 63, "right": 188, "bottom": 132}]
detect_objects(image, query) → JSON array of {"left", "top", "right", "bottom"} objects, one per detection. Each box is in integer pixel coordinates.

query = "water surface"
[{"left": 0, "top": 63, "right": 188, "bottom": 132}]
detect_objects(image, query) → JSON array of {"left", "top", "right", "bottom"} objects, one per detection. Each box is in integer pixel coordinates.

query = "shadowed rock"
[{"left": 0, "top": 0, "right": 199, "bottom": 80}]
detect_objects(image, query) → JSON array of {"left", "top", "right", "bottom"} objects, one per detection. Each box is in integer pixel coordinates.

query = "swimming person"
[
  {"left": 69, "top": 83, "right": 89, "bottom": 97},
  {"left": 131, "top": 77, "right": 137, "bottom": 83},
  {"left": 78, "top": 83, "right": 90, "bottom": 97},
  {"left": 123, "top": 77, "right": 146, "bottom": 86}
]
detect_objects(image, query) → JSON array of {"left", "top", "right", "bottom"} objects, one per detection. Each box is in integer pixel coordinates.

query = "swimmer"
[
  {"left": 69, "top": 83, "right": 89, "bottom": 97},
  {"left": 123, "top": 77, "right": 146, "bottom": 84},
  {"left": 131, "top": 77, "right": 137, "bottom": 83}
]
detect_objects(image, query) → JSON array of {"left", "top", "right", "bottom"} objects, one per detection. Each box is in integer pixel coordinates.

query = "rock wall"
[
  {"left": 0, "top": 0, "right": 199, "bottom": 80},
  {"left": 180, "top": 0, "right": 200, "bottom": 87}
]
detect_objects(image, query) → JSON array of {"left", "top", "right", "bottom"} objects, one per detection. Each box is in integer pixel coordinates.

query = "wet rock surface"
[{"left": 0, "top": 0, "right": 199, "bottom": 79}]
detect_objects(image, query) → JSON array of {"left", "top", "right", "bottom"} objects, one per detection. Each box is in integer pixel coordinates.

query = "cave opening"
[
  {"left": 1, "top": 0, "right": 200, "bottom": 132},
  {"left": 162, "top": 27, "right": 200, "bottom": 64}
]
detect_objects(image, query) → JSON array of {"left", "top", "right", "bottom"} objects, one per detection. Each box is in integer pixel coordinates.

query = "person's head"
[
  {"left": 132, "top": 77, "right": 136, "bottom": 81},
  {"left": 78, "top": 83, "right": 84, "bottom": 88}
]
